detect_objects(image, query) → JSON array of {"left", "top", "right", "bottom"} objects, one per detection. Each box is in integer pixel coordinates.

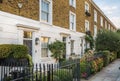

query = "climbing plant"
[{"left": 85, "top": 31, "right": 94, "bottom": 50}]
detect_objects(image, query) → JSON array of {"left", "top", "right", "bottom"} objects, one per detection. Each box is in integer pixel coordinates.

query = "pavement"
[{"left": 81, "top": 59, "right": 120, "bottom": 81}]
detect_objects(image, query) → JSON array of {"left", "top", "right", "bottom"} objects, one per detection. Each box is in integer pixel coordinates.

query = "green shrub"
[
  {"left": 52, "top": 75, "right": 61, "bottom": 81},
  {"left": 48, "top": 40, "right": 65, "bottom": 62},
  {"left": 109, "top": 52, "right": 117, "bottom": 62},
  {"left": 0, "top": 44, "right": 32, "bottom": 65},
  {"left": 117, "top": 52, "right": 120, "bottom": 58},
  {"left": 96, "top": 30, "right": 120, "bottom": 52},
  {"left": 0, "top": 45, "right": 12, "bottom": 58},
  {"left": 54, "top": 69, "right": 73, "bottom": 81},
  {"left": 80, "top": 61, "right": 87, "bottom": 74},
  {"left": 0, "top": 44, "right": 28, "bottom": 58},
  {"left": 98, "top": 51, "right": 110, "bottom": 66},
  {"left": 12, "top": 45, "right": 28, "bottom": 59}
]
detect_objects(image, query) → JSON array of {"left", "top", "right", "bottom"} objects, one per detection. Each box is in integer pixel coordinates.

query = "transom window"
[
  {"left": 69, "top": 0, "right": 76, "bottom": 8},
  {"left": 85, "top": 2, "right": 89, "bottom": 12},
  {"left": 70, "top": 11, "right": 76, "bottom": 31},
  {"left": 41, "top": 37, "right": 49, "bottom": 57},
  {"left": 85, "top": 20, "right": 89, "bottom": 31},
  {"left": 24, "top": 31, "right": 32, "bottom": 39},
  {"left": 62, "top": 37, "right": 66, "bottom": 43}
]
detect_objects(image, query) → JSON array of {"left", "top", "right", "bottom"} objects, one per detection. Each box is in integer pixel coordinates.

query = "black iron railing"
[{"left": 0, "top": 59, "right": 80, "bottom": 81}]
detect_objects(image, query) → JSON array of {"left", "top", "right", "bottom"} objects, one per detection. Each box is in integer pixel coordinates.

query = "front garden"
[{"left": 80, "top": 29, "right": 120, "bottom": 79}]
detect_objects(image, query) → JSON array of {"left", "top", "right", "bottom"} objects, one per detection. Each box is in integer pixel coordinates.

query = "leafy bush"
[
  {"left": 80, "top": 61, "right": 87, "bottom": 78},
  {"left": 52, "top": 75, "right": 61, "bottom": 81},
  {"left": 48, "top": 40, "right": 65, "bottom": 62},
  {"left": 90, "top": 57, "right": 103, "bottom": 73},
  {"left": 0, "top": 44, "right": 28, "bottom": 58},
  {"left": 96, "top": 30, "right": 120, "bottom": 52},
  {"left": 98, "top": 51, "right": 110, "bottom": 66},
  {"left": 117, "top": 52, "right": 120, "bottom": 58},
  {"left": 109, "top": 52, "right": 117, "bottom": 62},
  {"left": 0, "top": 45, "right": 12, "bottom": 58},
  {"left": 0, "top": 44, "right": 32, "bottom": 65},
  {"left": 54, "top": 69, "right": 73, "bottom": 81}
]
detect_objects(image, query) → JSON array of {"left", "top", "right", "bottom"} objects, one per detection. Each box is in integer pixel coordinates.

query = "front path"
[{"left": 81, "top": 59, "right": 120, "bottom": 81}]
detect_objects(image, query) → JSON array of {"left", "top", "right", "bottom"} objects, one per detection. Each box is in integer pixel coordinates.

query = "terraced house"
[{"left": 0, "top": 0, "right": 117, "bottom": 64}]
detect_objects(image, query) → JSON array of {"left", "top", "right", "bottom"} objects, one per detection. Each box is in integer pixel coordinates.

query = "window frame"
[
  {"left": 100, "top": 16, "right": 103, "bottom": 27},
  {"left": 94, "top": 25, "right": 97, "bottom": 38},
  {"left": 85, "top": 20, "right": 89, "bottom": 31},
  {"left": 69, "top": 0, "right": 76, "bottom": 8},
  {"left": 105, "top": 21, "right": 107, "bottom": 29},
  {"left": 94, "top": 10, "right": 97, "bottom": 22},
  {"left": 40, "top": 0, "right": 52, "bottom": 24},
  {"left": 85, "top": 1, "right": 89, "bottom": 12},
  {"left": 41, "top": 37, "right": 49, "bottom": 57},
  {"left": 70, "top": 40, "right": 74, "bottom": 54},
  {"left": 108, "top": 24, "right": 111, "bottom": 30},
  {"left": 69, "top": 11, "right": 76, "bottom": 31}
]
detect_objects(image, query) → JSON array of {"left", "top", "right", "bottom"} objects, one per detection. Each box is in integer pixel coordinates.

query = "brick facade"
[{"left": 0, "top": 0, "right": 117, "bottom": 34}]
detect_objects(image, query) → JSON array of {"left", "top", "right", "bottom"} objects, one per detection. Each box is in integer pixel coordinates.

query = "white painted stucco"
[{"left": 0, "top": 11, "right": 86, "bottom": 64}]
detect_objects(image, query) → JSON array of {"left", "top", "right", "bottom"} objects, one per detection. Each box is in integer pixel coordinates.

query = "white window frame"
[
  {"left": 85, "top": 20, "right": 89, "bottom": 31},
  {"left": 105, "top": 21, "right": 107, "bottom": 29},
  {"left": 69, "top": 11, "right": 76, "bottom": 31},
  {"left": 40, "top": 0, "right": 52, "bottom": 25},
  {"left": 94, "top": 10, "right": 97, "bottom": 22},
  {"left": 94, "top": 25, "right": 97, "bottom": 38},
  {"left": 69, "top": 0, "right": 76, "bottom": 8},
  {"left": 108, "top": 24, "right": 111, "bottom": 30},
  {"left": 100, "top": 16, "right": 103, "bottom": 27},
  {"left": 70, "top": 40, "right": 74, "bottom": 54},
  {"left": 85, "top": 1, "right": 89, "bottom": 12},
  {"left": 41, "top": 37, "right": 49, "bottom": 57},
  {"left": 111, "top": 27, "right": 113, "bottom": 31}
]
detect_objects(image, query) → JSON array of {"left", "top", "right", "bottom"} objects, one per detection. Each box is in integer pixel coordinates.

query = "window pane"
[
  {"left": 42, "top": 0, "right": 49, "bottom": 12},
  {"left": 71, "top": 40, "right": 74, "bottom": 54},
  {"left": 85, "top": 4, "right": 89, "bottom": 11},
  {"left": 70, "top": 0, "right": 75, "bottom": 7},
  {"left": 85, "top": 21, "right": 89, "bottom": 31},
  {"left": 71, "top": 14, "right": 74, "bottom": 22},
  {"left": 41, "top": 37, "right": 49, "bottom": 57},
  {"left": 41, "top": 0, "right": 49, "bottom": 22},
  {"left": 24, "top": 31, "right": 32, "bottom": 39},
  {"left": 41, "top": 12, "right": 49, "bottom": 22},
  {"left": 70, "top": 13, "right": 75, "bottom": 30},
  {"left": 41, "top": 48, "right": 48, "bottom": 57}
]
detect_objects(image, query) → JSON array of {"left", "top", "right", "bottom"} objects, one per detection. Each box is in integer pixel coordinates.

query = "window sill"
[
  {"left": 40, "top": 57, "right": 55, "bottom": 62},
  {"left": 40, "top": 20, "right": 53, "bottom": 26}
]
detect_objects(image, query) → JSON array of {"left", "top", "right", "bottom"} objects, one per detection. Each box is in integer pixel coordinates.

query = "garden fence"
[{"left": 0, "top": 59, "right": 80, "bottom": 81}]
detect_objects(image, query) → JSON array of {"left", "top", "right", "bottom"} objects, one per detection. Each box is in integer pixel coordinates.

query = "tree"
[
  {"left": 95, "top": 30, "right": 120, "bottom": 52},
  {"left": 48, "top": 40, "right": 65, "bottom": 62}
]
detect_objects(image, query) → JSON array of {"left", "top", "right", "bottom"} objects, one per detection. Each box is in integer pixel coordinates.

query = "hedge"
[
  {"left": 0, "top": 44, "right": 32, "bottom": 65},
  {"left": 0, "top": 44, "right": 28, "bottom": 59}
]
